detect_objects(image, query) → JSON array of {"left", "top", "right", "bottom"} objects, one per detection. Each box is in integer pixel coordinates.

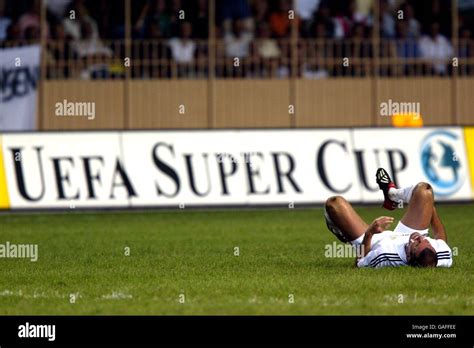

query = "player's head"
[{"left": 407, "top": 232, "right": 438, "bottom": 267}]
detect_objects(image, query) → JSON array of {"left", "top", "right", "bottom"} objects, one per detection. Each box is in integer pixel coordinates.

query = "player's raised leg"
[
  {"left": 376, "top": 168, "right": 434, "bottom": 230},
  {"left": 324, "top": 196, "right": 368, "bottom": 243},
  {"left": 399, "top": 182, "right": 435, "bottom": 230}
]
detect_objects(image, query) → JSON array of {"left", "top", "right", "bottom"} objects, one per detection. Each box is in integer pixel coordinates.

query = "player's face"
[{"left": 407, "top": 232, "right": 432, "bottom": 261}]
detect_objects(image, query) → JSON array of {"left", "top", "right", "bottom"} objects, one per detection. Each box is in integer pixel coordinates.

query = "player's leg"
[
  {"left": 399, "top": 182, "right": 434, "bottom": 230},
  {"left": 430, "top": 206, "right": 448, "bottom": 241},
  {"left": 376, "top": 168, "right": 434, "bottom": 230},
  {"left": 324, "top": 196, "right": 368, "bottom": 243}
]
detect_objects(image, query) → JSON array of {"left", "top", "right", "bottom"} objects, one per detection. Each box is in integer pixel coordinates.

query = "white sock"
[{"left": 388, "top": 185, "right": 415, "bottom": 204}]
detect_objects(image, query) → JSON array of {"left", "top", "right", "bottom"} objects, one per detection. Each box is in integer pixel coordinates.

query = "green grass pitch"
[{"left": 0, "top": 204, "right": 472, "bottom": 315}]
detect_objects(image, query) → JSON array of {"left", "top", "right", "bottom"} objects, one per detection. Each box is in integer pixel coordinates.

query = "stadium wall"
[
  {"left": 40, "top": 79, "right": 474, "bottom": 130},
  {"left": 0, "top": 127, "right": 472, "bottom": 210}
]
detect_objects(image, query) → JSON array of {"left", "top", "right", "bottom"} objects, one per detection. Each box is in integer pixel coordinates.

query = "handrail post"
[
  {"left": 371, "top": 0, "right": 380, "bottom": 127},
  {"left": 208, "top": 0, "right": 216, "bottom": 129},
  {"left": 452, "top": 0, "right": 459, "bottom": 125},
  {"left": 124, "top": 0, "right": 131, "bottom": 130}
]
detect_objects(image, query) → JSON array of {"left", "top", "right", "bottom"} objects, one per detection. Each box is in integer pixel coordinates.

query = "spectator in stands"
[
  {"left": 24, "top": 24, "right": 40, "bottom": 41},
  {"left": 395, "top": 20, "right": 419, "bottom": 56},
  {"left": 18, "top": 0, "right": 45, "bottom": 39},
  {"left": 251, "top": 0, "right": 269, "bottom": 35},
  {"left": 295, "top": 0, "right": 320, "bottom": 37},
  {"left": 252, "top": 22, "right": 281, "bottom": 77},
  {"left": 394, "top": 20, "right": 420, "bottom": 75},
  {"left": 313, "top": 3, "right": 335, "bottom": 38},
  {"left": 224, "top": 18, "right": 253, "bottom": 58},
  {"left": 296, "top": 0, "right": 320, "bottom": 21},
  {"left": 421, "top": 0, "right": 450, "bottom": 37},
  {"left": 270, "top": 0, "right": 297, "bottom": 38},
  {"left": 313, "top": 20, "right": 329, "bottom": 39},
  {"left": 345, "top": 22, "right": 371, "bottom": 76},
  {"left": 51, "top": 21, "right": 67, "bottom": 43},
  {"left": 136, "top": 21, "right": 171, "bottom": 78},
  {"left": 379, "top": 0, "right": 395, "bottom": 38},
  {"left": 6, "top": 0, "right": 472, "bottom": 80},
  {"left": 220, "top": 0, "right": 252, "bottom": 34},
  {"left": 419, "top": 22, "right": 453, "bottom": 75},
  {"left": 88, "top": 0, "right": 125, "bottom": 39},
  {"left": 222, "top": 18, "right": 253, "bottom": 77},
  {"left": 135, "top": 0, "right": 171, "bottom": 39},
  {"left": 459, "top": 26, "right": 472, "bottom": 58},
  {"left": 72, "top": 20, "right": 112, "bottom": 79},
  {"left": 297, "top": 37, "right": 328, "bottom": 79},
  {"left": 354, "top": 0, "right": 372, "bottom": 23},
  {"left": 399, "top": 2, "right": 420, "bottom": 38},
  {"left": 63, "top": 0, "right": 99, "bottom": 40},
  {"left": 221, "top": 0, "right": 251, "bottom": 21},
  {"left": 190, "top": 0, "right": 208, "bottom": 39},
  {"left": 332, "top": 1, "right": 354, "bottom": 39},
  {"left": 47, "top": 0, "right": 73, "bottom": 21},
  {"left": 48, "top": 21, "right": 71, "bottom": 78},
  {"left": 254, "top": 22, "right": 281, "bottom": 59},
  {"left": 311, "top": 19, "right": 332, "bottom": 68},
  {"left": 5, "top": 20, "right": 20, "bottom": 42},
  {"left": 168, "top": 21, "right": 197, "bottom": 70},
  {"left": 168, "top": 0, "right": 187, "bottom": 38},
  {"left": 145, "top": 20, "right": 165, "bottom": 43},
  {"left": 0, "top": 0, "right": 12, "bottom": 41}
]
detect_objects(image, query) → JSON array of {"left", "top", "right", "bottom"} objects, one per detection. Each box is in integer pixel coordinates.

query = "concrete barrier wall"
[{"left": 40, "top": 78, "right": 474, "bottom": 130}]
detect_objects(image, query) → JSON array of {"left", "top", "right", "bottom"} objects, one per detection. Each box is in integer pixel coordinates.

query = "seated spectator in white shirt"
[
  {"left": 72, "top": 21, "right": 112, "bottom": 79},
  {"left": 224, "top": 19, "right": 253, "bottom": 58},
  {"left": 168, "top": 21, "right": 196, "bottom": 64},
  {"left": 419, "top": 22, "right": 453, "bottom": 75},
  {"left": 255, "top": 23, "right": 280, "bottom": 59}
]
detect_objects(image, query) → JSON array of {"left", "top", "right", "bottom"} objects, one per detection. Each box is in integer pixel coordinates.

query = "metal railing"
[{"left": 2, "top": 38, "right": 465, "bottom": 80}]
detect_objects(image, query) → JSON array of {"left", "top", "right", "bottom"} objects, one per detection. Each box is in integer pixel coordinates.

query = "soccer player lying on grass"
[{"left": 323, "top": 168, "right": 453, "bottom": 268}]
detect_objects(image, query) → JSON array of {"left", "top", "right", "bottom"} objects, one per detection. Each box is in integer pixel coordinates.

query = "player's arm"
[
  {"left": 431, "top": 206, "right": 447, "bottom": 242},
  {"left": 360, "top": 216, "right": 394, "bottom": 257},
  {"left": 354, "top": 232, "right": 375, "bottom": 267},
  {"left": 355, "top": 216, "right": 394, "bottom": 267}
]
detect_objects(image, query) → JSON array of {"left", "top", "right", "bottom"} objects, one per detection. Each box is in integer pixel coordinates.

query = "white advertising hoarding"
[
  {"left": 353, "top": 128, "right": 472, "bottom": 201},
  {"left": 1, "top": 132, "right": 126, "bottom": 208},
  {"left": 121, "top": 130, "right": 360, "bottom": 206},
  {"left": 0, "top": 128, "right": 471, "bottom": 209}
]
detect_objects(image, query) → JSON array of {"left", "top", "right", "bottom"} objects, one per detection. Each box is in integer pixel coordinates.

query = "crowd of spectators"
[{"left": 1, "top": 0, "right": 473, "bottom": 78}]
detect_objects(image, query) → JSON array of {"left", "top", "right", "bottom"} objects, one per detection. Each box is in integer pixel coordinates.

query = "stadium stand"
[{"left": 1, "top": 0, "right": 473, "bottom": 128}]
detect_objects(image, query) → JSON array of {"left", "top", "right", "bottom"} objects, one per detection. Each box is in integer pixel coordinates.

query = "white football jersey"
[{"left": 357, "top": 232, "right": 453, "bottom": 268}]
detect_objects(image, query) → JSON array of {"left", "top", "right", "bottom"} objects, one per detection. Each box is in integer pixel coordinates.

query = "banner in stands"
[
  {"left": 0, "top": 45, "right": 40, "bottom": 131},
  {"left": 0, "top": 127, "right": 472, "bottom": 209}
]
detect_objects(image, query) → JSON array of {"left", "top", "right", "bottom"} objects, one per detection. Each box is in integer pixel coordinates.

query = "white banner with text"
[
  {"left": 0, "top": 128, "right": 471, "bottom": 209},
  {"left": 0, "top": 45, "right": 40, "bottom": 131}
]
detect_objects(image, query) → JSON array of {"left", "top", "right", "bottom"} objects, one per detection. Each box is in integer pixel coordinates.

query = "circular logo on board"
[{"left": 420, "top": 130, "right": 464, "bottom": 197}]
